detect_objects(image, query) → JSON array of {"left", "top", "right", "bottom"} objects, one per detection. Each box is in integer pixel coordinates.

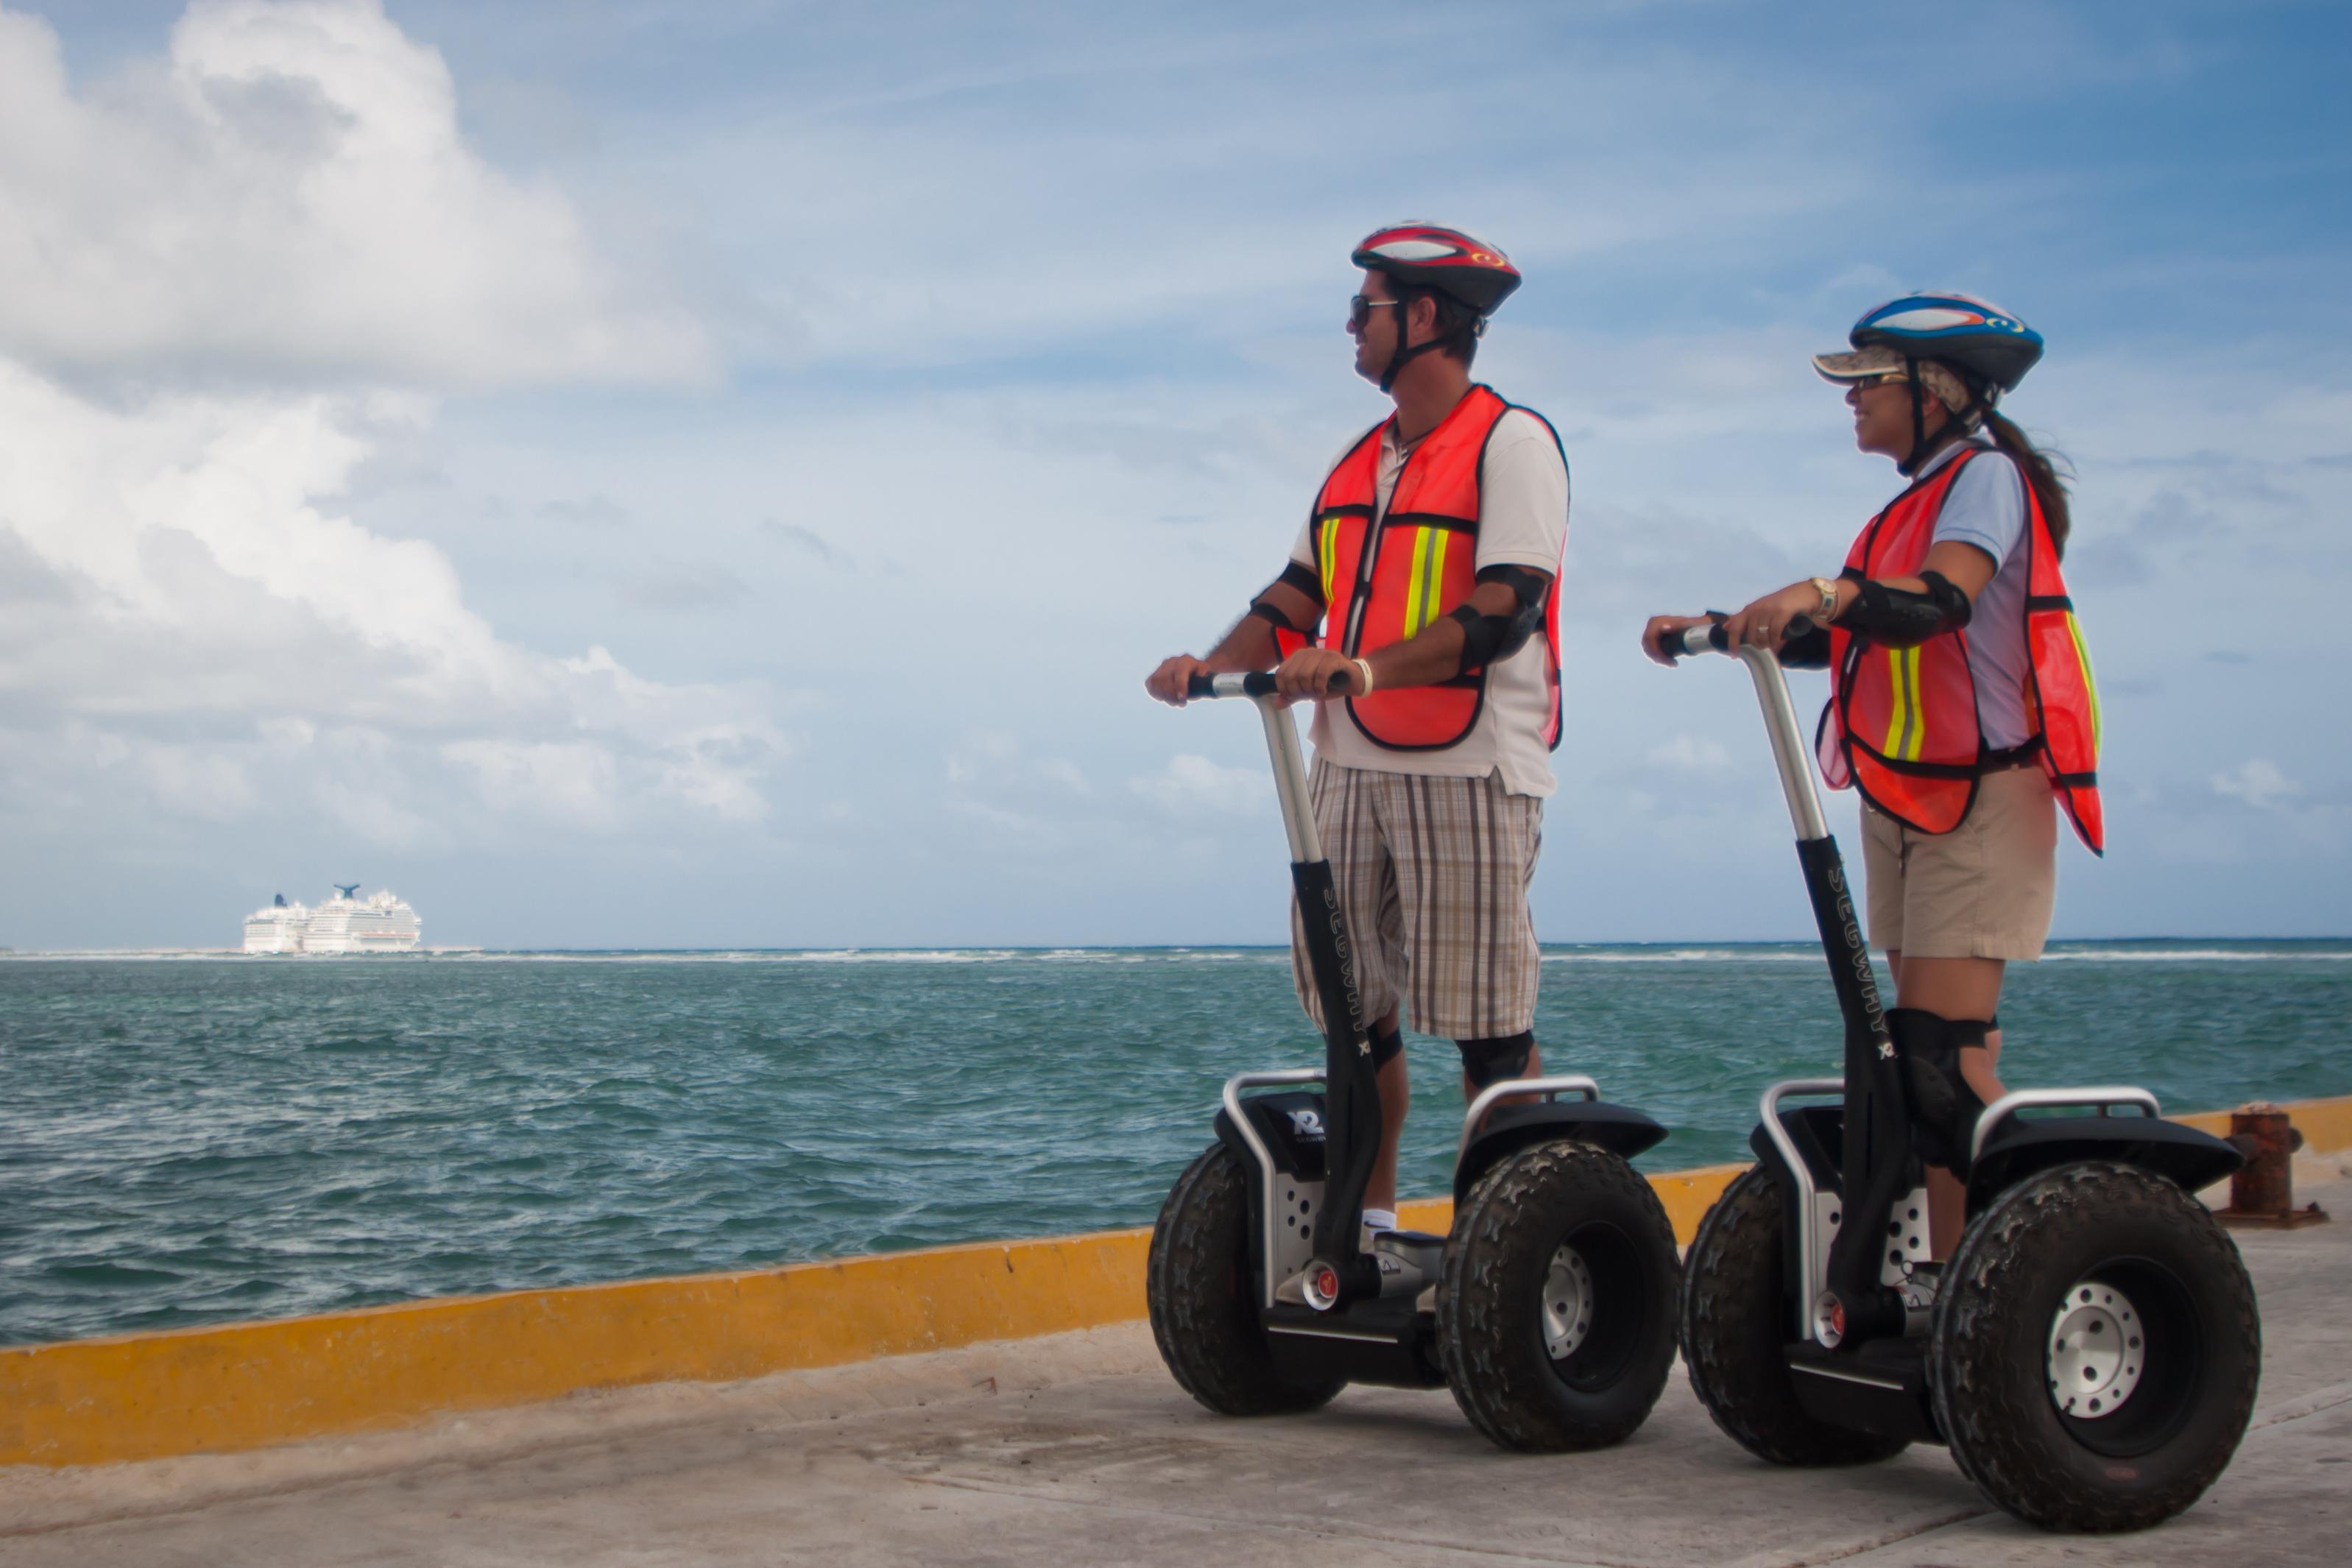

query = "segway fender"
[
  {"left": 1750, "top": 1103, "right": 1844, "bottom": 1193},
  {"left": 1968, "top": 1115, "right": 2241, "bottom": 1209},
  {"left": 1454, "top": 1101, "right": 1665, "bottom": 1204}
]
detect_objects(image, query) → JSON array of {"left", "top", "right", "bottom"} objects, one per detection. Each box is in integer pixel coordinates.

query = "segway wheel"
[
  {"left": 1929, "top": 1160, "right": 2260, "bottom": 1533},
  {"left": 1437, "top": 1137, "right": 1680, "bottom": 1451},
  {"left": 1145, "top": 1143, "right": 1346, "bottom": 1416},
  {"left": 1680, "top": 1165, "right": 1911, "bottom": 1466}
]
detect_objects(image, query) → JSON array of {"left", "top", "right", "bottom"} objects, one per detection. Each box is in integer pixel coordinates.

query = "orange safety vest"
[
  {"left": 1297, "top": 386, "right": 1564, "bottom": 752},
  {"left": 1816, "top": 446, "right": 2105, "bottom": 853}
]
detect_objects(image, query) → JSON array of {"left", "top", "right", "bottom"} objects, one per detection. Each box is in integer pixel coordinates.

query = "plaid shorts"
[{"left": 1288, "top": 760, "right": 1544, "bottom": 1041}]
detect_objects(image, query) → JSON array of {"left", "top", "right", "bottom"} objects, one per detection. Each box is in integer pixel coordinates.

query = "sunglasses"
[
  {"left": 1848, "top": 371, "right": 1910, "bottom": 390},
  {"left": 1349, "top": 294, "right": 1406, "bottom": 331}
]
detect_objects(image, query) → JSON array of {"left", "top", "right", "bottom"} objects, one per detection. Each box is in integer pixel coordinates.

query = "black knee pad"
[
  {"left": 1887, "top": 1008, "right": 1991, "bottom": 1176},
  {"left": 1455, "top": 1031, "right": 1535, "bottom": 1090},
  {"left": 1369, "top": 1023, "right": 1405, "bottom": 1069}
]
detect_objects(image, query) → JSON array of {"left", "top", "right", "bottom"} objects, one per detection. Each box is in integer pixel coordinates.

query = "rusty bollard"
[{"left": 2218, "top": 1102, "right": 2328, "bottom": 1229}]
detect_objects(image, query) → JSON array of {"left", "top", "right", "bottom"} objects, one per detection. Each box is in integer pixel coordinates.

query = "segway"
[
  {"left": 1145, "top": 670, "right": 1681, "bottom": 1451},
  {"left": 1660, "top": 618, "right": 2260, "bottom": 1531}
]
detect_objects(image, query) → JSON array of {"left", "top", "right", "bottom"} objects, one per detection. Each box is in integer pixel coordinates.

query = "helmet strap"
[
  {"left": 1379, "top": 335, "right": 1449, "bottom": 395},
  {"left": 1376, "top": 297, "right": 1438, "bottom": 395},
  {"left": 1897, "top": 356, "right": 1929, "bottom": 476}
]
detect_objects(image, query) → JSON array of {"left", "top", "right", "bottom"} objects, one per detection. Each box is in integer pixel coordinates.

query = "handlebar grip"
[
  {"left": 1185, "top": 670, "right": 1359, "bottom": 700},
  {"left": 1658, "top": 621, "right": 1730, "bottom": 660},
  {"left": 1185, "top": 671, "right": 1282, "bottom": 699}
]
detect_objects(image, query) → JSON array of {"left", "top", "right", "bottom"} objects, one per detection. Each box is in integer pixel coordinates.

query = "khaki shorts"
[
  {"left": 1862, "top": 764, "right": 2058, "bottom": 961},
  {"left": 1289, "top": 760, "right": 1544, "bottom": 1040}
]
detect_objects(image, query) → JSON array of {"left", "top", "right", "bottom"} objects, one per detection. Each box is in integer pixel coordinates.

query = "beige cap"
[
  {"left": 1810, "top": 343, "right": 1908, "bottom": 382},
  {"left": 1812, "top": 344, "right": 1976, "bottom": 417}
]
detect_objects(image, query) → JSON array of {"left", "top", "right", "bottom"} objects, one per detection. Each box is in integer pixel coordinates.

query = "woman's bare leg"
[{"left": 1894, "top": 955, "right": 2007, "bottom": 1257}]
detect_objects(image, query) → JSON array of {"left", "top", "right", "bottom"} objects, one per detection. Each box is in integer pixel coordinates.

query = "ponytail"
[{"left": 1982, "top": 411, "right": 2072, "bottom": 558}]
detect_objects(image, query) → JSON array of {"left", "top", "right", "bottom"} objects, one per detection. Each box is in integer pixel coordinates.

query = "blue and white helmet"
[{"left": 1813, "top": 292, "right": 2044, "bottom": 399}]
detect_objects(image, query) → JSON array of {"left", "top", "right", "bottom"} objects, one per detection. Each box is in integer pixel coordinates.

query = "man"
[{"left": 1145, "top": 222, "right": 1569, "bottom": 1239}]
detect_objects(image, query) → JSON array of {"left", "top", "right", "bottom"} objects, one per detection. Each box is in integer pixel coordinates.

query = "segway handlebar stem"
[
  {"left": 1659, "top": 620, "right": 1829, "bottom": 842},
  {"left": 1184, "top": 670, "right": 1352, "bottom": 866},
  {"left": 1183, "top": 665, "right": 1377, "bottom": 1301},
  {"left": 1666, "top": 616, "right": 1907, "bottom": 1343}
]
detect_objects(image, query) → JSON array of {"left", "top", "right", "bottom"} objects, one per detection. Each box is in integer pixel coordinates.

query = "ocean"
[{"left": 2, "top": 942, "right": 2345, "bottom": 1347}]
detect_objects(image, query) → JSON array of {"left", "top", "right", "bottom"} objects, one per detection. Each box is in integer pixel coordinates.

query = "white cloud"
[
  {"left": 0, "top": 311, "right": 780, "bottom": 853},
  {"left": 0, "top": 0, "right": 707, "bottom": 386},
  {"left": 1644, "top": 733, "right": 1734, "bottom": 772},
  {"left": 1129, "top": 753, "right": 1268, "bottom": 818},
  {"left": 0, "top": 1, "right": 779, "bottom": 871},
  {"left": 2212, "top": 758, "right": 2302, "bottom": 812}
]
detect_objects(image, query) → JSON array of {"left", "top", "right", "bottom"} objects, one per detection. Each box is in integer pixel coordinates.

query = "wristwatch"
[{"left": 1809, "top": 577, "right": 1841, "bottom": 623}]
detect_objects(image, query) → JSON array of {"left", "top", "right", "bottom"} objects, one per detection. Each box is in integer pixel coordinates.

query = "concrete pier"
[{"left": 6, "top": 1161, "right": 2346, "bottom": 1567}]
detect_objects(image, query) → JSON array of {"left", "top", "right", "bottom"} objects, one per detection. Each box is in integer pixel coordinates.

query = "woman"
[{"left": 1642, "top": 294, "right": 2103, "bottom": 1254}]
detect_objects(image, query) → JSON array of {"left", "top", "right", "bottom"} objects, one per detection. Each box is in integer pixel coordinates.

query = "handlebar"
[
  {"left": 1186, "top": 669, "right": 1356, "bottom": 701},
  {"left": 1658, "top": 614, "right": 1816, "bottom": 662}
]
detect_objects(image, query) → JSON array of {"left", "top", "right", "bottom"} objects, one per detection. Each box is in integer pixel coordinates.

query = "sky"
[{"left": 1, "top": 0, "right": 2347, "bottom": 949}]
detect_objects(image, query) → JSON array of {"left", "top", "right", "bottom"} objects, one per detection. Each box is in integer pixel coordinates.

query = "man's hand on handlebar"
[
  {"left": 1274, "top": 647, "right": 1361, "bottom": 706},
  {"left": 1145, "top": 654, "right": 1218, "bottom": 707}
]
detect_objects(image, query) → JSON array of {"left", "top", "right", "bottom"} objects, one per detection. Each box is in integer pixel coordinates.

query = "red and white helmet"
[{"left": 1351, "top": 223, "right": 1522, "bottom": 316}]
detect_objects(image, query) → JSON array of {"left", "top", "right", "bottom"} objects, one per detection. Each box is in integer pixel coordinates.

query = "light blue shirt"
[{"left": 1916, "top": 436, "right": 2033, "bottom": 749}]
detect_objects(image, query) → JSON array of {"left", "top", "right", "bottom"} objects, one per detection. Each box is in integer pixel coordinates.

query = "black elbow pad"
[
  {"left": 1446, "top": 600, "right": 1543, "bottom": 671},
  {"left": 1837, "top": 570, "right": 1973, "bottom": 647},
  {"left": 1249, "top": 561, "right": 1326, "bottom": 635},
  {"left": 1473, "top": 562, "right": 1552, "bottom": 610},
  {"left": 1444, "top": 564, "right": 1551, "bottom": 673},
  {"left": 1274, "top": 559, "right": 1324, "bottom": 605},
  {"left": 1778, "top": 621, "right": 1832, "bottom": 669}
]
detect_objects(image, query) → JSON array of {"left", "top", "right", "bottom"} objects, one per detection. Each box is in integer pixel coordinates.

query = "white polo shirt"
[{"left": 1286, "top": 406, "right": 1569, "bottom": 797}]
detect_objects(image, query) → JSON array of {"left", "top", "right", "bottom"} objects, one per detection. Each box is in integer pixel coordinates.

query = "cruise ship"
[{"left": 241, "top": 886, "right": 422, "bottom": 954}]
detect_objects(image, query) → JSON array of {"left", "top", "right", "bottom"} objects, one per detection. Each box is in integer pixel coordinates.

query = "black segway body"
[
  {"left": 1663, "top": 619, "right": 2261, "bottom": 1531},
  {"left": 1146, "top": 670, "right": 1681, "bottom": 1449}
]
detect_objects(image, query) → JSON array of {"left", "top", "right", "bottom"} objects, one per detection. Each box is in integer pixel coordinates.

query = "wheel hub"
[
  {"left": 2047, "top": 1279, "right": 2146, "bottom": 1420},
  {"left": 1541, "top": 1244, "right": 1593, "bottom": 1360}
]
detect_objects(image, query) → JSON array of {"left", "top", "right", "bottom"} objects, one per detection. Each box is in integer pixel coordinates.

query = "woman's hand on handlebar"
[
  {"left": 1720, "top": 581, "right": 1826, "bottom": 654},
  {"left": 1640, "top": 614, "right": 1713, "bottom": 666},
  {"left": 1145, "top": 654, "right": 1214, "bottom": 707}
]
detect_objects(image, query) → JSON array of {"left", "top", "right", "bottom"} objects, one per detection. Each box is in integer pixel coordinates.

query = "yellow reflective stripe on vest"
[
  {"left": 1880, "top": 646, "right": 1927, "bottom": 761},
  {"left": 1400, "top": 526, "right": 1451, "bottom": 640},
  {"left": 1318, "top": 518, "right": 1338, "bottom": 603},
  {"left": 2065, "top": 611, "right": 2102, "bottom": 755}
]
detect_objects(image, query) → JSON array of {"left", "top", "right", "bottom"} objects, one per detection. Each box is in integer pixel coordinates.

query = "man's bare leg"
[
  {"left": 1461, "top": 1040, "right": 1543, "bottom": 1108},
  {"left": 1363, "top": 1022, "right": 1545, "bottom": 1229},
  {"left": 1365, "top": 1009, "right": 1408, "bottom": 1222}
]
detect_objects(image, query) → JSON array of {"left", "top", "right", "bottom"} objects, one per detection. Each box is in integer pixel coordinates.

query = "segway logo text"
[
  {"left": 1826, "top": 863, "right": 1891, "bottom": 1057},
  {"left": 1321, "top": 886, "right": 1369, "bottom": 1051}
]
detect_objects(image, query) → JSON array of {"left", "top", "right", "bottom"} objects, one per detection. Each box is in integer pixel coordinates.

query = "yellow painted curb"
[
  {"left": 1, "top": 1228, "right": 1148, "bottom": 1469},
  {"left": 5, "top": 1094, "right": 2345, "bottom": 1470}
]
